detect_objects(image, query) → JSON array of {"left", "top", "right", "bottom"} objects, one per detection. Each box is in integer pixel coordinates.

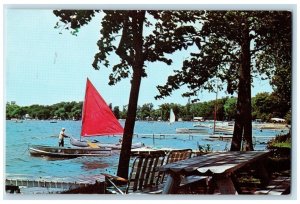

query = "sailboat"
[
  {"left": 69, "top": 78, "right": 143, "bottom": 150},
  {"left": 29, "top": 79, "right": 143, "bottom": 158},
  {"left": 169, "top": 108, "right": 176, "bottom": 124}
]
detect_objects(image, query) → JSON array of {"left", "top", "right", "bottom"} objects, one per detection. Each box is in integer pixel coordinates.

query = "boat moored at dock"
[
  {"left": 176, "top": 128, "right": 210, "bottom": 134},
  {"left": 29, "top": 145, "right": 112, "bottom": 158}
]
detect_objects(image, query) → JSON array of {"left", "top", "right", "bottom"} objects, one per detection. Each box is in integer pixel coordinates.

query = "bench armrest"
[
  {"left": 102, "top": 173, "right": 128, "bottom": 183},
  {"left": 102, "top": 173, "right": 128, "bottom": 194}
]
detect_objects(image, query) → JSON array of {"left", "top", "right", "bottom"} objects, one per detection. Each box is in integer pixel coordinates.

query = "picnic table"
[{"left": 158, "top": 151, "right": 271, "bottom": 194}]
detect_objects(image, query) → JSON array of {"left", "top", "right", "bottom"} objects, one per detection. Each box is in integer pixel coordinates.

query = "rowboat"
[{"left": 29, "top": 145, "right": 112, "bottom": 158}]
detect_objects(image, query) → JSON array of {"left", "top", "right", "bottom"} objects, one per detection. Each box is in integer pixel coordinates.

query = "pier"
[
  {"left": 134, "top": 133, "right": 195, "bottom": 140},
  {"left": 5, "top": 174, "right": 105, "bottom": 193},
  {"left": 133, "top": 133, "right": 277, "bottom": 140},
  {"left": 132, "top": 133, "right": 277, "bottom": 148}
]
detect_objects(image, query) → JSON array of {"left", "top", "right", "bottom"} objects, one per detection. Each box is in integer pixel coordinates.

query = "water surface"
[{"left": 5, "top": 120, "right": 285, "bottom": 190}]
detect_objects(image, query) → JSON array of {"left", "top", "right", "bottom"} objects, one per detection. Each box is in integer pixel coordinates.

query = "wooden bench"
[
  {"left": 254, "top": 176, "right": 290, "bottom": 195},
  {"left": 159, "top": 151, "right": 271, "bottom": 194}
]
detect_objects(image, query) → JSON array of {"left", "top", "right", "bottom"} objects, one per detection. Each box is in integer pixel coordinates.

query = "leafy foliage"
[
  {"left": 7, "top": 90, "right": 290, "bottom": 123},
  {"left": 53, "top": 10, "right": 99, "bottom": 35},
  {"left": 267, "top": 132, "right": 291, "bottom": 150},
  {"left": 89, "top": 11, "right": 202, "bottom": 84},
  {"left": 223, "top": 97, "right": 237, "bottom": 120},
  {"left": 138, "top": 94, "right": 288, "bottom": 122},
  {"left": 53, "top": 10, "right": 206, "bottom": 178},
  {"left": 6, "top": 101, "right": 83, "bottom": 120},
  {"left": 156, "top": 11, "right": 291, "bottom": 100},
  {"left": 155, "top": 11, "right": 291, "bottom": 151}
]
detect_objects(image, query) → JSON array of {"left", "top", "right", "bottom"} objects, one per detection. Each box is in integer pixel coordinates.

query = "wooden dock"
[
  {"left": 5, "top": 174, "right": 105, "bottom": 193},
  {"left": 133, "top": 133, "right": 276, "bottom": 142},
  {"left": 133, "top": 133, "right": 277, "bottom": 138}
]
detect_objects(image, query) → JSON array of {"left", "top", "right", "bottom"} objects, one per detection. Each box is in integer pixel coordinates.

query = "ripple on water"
[
  {"left": 37, "top": 170, "right": 46, "bottom": 174},
  {"left": 29, "top": 164, "right": 42, "bottom": 168},
  {"left": 14, "top": 157, "right": 29, "bottom": 163},
  {"left": 31, "top": 136, "right": 42, "bottom": 139}
]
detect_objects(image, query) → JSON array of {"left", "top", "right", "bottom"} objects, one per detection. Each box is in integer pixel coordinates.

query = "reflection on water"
[{"left": 81, "top": 161, "right": 110, "bottom": 170}]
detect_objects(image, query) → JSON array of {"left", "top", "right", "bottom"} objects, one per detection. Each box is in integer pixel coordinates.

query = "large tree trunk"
[
  {"left": 230, "top": 19, "right": 253, "bottom": 151},
  {"left": 230, "top": 80, "right": 244, "bottom": 151},
  {"left": 117, "top": 11, "right": 145, "bottom": 179},
  {"left": 240, "top": 22, "right": 253, "bottom": 151}
]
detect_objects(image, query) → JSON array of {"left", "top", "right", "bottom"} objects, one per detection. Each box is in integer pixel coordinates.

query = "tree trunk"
[
  {"left": 117, "top": 11, "right": 145, "bottom": 179},
  {"left": 240, "top": 21, "right": 253, "bottom": 151},
  {"left": 230, "top": 79, "right": 244, "bottom": 151},
  {"left": 230, "top": 19, "right": 253, "bottom": 151}
]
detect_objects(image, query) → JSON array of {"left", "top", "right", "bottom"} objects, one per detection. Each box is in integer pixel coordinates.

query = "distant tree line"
[
  {"left": 6, "top": 101, "right": 83, "bottom": 121},
  {"left": 6, "top": 91, "right": 291, "bottom": 124}
]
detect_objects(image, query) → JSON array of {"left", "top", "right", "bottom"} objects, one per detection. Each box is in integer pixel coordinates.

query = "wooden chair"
[
  {"left": 103, "top": 151, "right": 166, "bottom": 194},
  {"left": 165, "top": 148, "right": 192, "bottom": 164},
  {"left": 158, "top": 149, "right": 192, "bottom": 184}
]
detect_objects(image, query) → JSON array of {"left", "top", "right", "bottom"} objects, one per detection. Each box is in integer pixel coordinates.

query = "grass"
[
  {"left": 267, "top": 131, "right": 291, "bottom": 151},
  {"left": 271, "top": 142, "right": 291, "bottom": 148}
]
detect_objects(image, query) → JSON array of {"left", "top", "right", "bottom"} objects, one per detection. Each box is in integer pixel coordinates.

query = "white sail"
[{"left": 169, "top": 108, "right": 176, "bottom": 124}]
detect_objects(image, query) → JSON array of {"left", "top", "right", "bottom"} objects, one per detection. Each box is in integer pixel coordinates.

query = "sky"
[{"left": 4, "top": 8, "right": 277, "bottom": 109}]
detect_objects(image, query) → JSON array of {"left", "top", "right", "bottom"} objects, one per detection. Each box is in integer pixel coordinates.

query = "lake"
[{"left": 5, "top": 120, "right": 286, "bottom": 193}]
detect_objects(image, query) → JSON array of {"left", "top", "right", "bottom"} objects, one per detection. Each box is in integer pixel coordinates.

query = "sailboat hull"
[
  {"left": 29, "top": 145, "right": 112, "bottom": 158},
  {"left": 70, "top": 137, "right": 89, "bottom": 147},
  {"left": 70, "top": 137, "right": 144, "bottom": 150}
]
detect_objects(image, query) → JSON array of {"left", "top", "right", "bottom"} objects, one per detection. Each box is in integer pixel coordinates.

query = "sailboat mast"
[
  {"left": 80, "top": 78, "right": 89, "bottom": 141},
  {"left": 213, "top": 79, "right": 219, "bottom": 134}
]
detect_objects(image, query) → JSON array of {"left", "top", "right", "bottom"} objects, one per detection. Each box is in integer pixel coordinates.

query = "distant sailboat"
[{"left": 169, "top": 108, "right": 175, "bottom": 124}]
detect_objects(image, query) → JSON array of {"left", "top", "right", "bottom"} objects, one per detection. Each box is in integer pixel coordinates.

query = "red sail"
[{"left": 81, "top": 78, "right": 124, "bottom": 136}]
